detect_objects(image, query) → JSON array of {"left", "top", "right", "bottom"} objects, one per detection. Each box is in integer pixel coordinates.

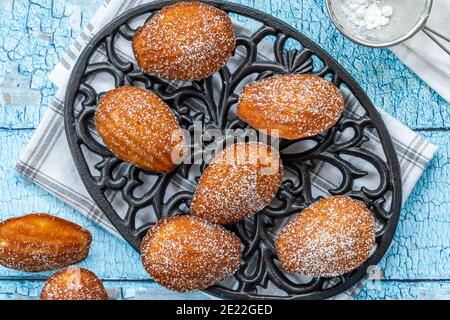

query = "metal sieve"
[{"left": 326, "top": 0, "right": 450, "bottom": 54}]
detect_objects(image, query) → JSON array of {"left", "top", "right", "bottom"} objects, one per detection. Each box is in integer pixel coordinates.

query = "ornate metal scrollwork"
[{"left": 65, "top": 1, "right": 401, "bottom": 299}]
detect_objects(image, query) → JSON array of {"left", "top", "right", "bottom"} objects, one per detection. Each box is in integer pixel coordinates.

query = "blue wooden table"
[{"left": 0, "top": 0, "right": 448, "bottom": 300}]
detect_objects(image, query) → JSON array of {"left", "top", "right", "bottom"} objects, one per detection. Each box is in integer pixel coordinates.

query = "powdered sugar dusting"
[
  {"left": 41, "top": 267, "right": 108, "bottom": 300},
  {"left": 95, "top": 86, "right": 185, "bottom": 174},
  {"left": 140, "top": 215, "right": 241, "bottom": 292},
  {"left": 275, "top": 196, "right": 375, "bottom": 277},
  {"left": 191, "top": 142, "right": 283, "bottom": 225},
  {"left": 132, "top": 1, "right": 236, "bottom": 81},
  {"left": 237, "top": 74, "right": 345, "bottom": 140}
]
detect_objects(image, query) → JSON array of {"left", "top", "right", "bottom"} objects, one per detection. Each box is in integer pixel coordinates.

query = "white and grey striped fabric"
[{"left": 16, "top": 0, "right": 437, "bottom": 299}]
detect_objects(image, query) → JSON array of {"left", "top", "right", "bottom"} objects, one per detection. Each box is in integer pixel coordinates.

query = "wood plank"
[
  {"left": 0, "top": 0, "right": 448, "bottom": 300},
  {"left": 377, "top": 131, "right": 450, "bottom": 280},
  {"left": 0, "top": 279, "right": 448, "bottom": 300},
  {"left": 358, "top": 281, "right": 450, "bottom": 300},
  {"left": 0, "top": 0, "right": 94, "bottom": 129},
  {"left": 0, "top": 129, "right": 448, "bottom": 283},
  {"left": 0, "top": 0, "right": 449, "bottom": 129},
  {"left": 0, "top": 280, "right": 209, "bottom": 300}
]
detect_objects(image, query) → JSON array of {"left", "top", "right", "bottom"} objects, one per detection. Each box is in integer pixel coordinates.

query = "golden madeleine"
[
  {"left": 141, "top": 215, "right": 241, "bottom": 292},
  {"left": 191, "top": 142, "right": 283, "bottom": 225},
  {"left": 95, "top": 86, "right": 185, "bottom": 174},
  {"left": 0, "top": 214, "right": 92, "bottom": 272},
  {"left": 41, "top": 267, "right": 108, "bottom": 300},
  {"left": 132, "top": 1, "right": 236, "bottom": 81},
  {"left": 275, "top": 196, "right": 375, "bottom": 277},
  {"left": 237, "top": 74, "right": 345, "bottom": 140}
]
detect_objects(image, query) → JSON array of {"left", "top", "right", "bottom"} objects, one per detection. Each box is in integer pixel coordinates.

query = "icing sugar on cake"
[
  {"left": 275, "top": 195, "right": 376, "bottom": 277},
  {"left": 140, "top": 215, "right": 241, "bottom": 292},
  {"left": 95, "top": 86, "right": 185, "bottom": 174},
  {"left": 41, "top": 267, "right": 108, "bottom": 300},
  {"left": 132, "top": 1, "right": 236, "bottom": 81},
  {"left": 191, "top": 142, "right": 283, "bottom": 225},
  {"left": 237, "top": 74, "right": 345, "bottom": 140}
]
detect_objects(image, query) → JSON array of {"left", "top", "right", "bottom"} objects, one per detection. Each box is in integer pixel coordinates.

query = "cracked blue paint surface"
[{"left": 0, "top": 0, "right": 448, "bottom": 300}]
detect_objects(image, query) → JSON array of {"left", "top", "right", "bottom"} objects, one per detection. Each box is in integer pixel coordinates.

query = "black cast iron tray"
[{"left": 64, "top": 0, "right": 402, "bottom": 300}]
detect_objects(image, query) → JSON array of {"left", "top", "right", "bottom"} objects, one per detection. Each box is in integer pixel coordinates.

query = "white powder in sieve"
[{"left": 341, "top": 0, "right": 393, "bottom": 30}]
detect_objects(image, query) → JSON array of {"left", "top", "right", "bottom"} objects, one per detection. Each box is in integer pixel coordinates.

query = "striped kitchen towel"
[{"left": 16, "top": 0, "right": 437, "bottom": 300}]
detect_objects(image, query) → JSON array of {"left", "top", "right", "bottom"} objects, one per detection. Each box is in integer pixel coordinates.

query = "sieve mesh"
[{"left": 327, "top": 0, "right": 432, "bottom": 47}]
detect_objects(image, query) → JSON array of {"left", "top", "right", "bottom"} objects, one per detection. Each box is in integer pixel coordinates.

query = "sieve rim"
[{"left": 326, "top": 0, "right": 433, "bottom": 48}]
